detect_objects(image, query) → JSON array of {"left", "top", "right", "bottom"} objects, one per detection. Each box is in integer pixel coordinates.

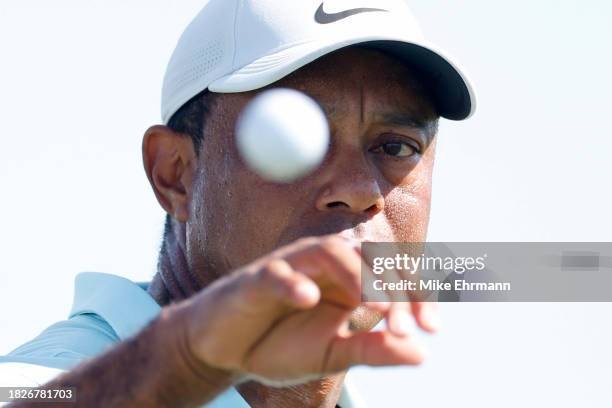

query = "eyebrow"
[
  {"left": 376, "top": 112, "right": 438, "bottom": 143},
  {"left": 380, "top": 111, "right": 425, "bottom": 128},
  {"left": 322, "top": 105, "right": 438, "bottom": 143}
]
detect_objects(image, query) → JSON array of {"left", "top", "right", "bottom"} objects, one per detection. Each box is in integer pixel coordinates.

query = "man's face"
[{"left": 186, "top": 48, "right": 438, "bottom": 328}]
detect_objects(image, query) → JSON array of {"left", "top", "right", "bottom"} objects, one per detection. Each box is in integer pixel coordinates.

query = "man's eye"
[{"left": 376, "top": 142, "right": 418, "bottom": 157}]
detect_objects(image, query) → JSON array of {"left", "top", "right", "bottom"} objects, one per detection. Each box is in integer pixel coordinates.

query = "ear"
[{"left": 142, "top": 125, "right": 197, "bottom": 222}]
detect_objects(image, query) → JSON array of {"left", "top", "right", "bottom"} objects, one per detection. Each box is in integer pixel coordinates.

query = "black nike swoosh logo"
[{"left": 314, "top": 3, "right": 388, "bottom": 24}]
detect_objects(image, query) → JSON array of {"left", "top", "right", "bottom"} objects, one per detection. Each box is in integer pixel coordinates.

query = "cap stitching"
[{"left": 231, "top": 0, "right": 242, "bottom": 71}]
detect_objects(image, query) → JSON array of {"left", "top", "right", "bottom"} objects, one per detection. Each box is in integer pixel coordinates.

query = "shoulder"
[
  {"left": 1, "top": 272, "right": 160, "bottom": 373},
  {"left": 0, "top": 313, "right": 120, "bottom": 371}
]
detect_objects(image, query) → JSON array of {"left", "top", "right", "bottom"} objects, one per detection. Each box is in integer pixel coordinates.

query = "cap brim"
[{"left": 209, "top": 36, "right": 476, "bottom": 121}]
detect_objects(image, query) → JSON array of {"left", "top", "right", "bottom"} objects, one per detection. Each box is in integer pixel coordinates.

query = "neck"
[
  {"left": 148, "top": 220, "right": 201, "bottom": 304},
  {"left": 148, "top": 221, "right": 347, "bottom": 407},
  {"left": 236, "top": 374, "right": 346, "bottom": 408}
]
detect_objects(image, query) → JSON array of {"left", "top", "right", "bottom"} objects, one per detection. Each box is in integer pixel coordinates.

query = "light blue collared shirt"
[{"left": 0, "top": 272, "right": 365, "bottom": 407}]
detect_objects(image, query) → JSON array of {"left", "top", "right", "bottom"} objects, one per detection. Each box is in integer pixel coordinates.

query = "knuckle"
[
  {"left": 258, "top": 259, "right": 284, "bottom": 283},
  {"left": 257, "top": 258, "right": 297, "bottom": 290},
  {"left": 256, "top": 260, "right": 301, "bottom": 300}
]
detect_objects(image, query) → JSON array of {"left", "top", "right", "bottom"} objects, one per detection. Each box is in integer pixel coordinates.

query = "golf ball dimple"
[{"left": 235, "top": 88, "right": 330, "bottom": 183}]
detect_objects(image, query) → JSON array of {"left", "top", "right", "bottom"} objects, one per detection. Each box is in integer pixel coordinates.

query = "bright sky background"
[{"left": 1, "top": 1, "right": 611, "bottom": 407}]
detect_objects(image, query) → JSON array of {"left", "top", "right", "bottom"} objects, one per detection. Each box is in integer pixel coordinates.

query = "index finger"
[{"left": 284, "top": 236, "right": 363, "bottom": 309}]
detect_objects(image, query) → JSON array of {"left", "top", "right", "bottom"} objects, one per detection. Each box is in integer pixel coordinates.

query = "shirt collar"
[{"left": 69, "top": 272, "right": 160, "bottom": 340}]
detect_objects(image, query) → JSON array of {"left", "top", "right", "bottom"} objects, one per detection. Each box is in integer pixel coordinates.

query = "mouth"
[{"left": 276, "top": 207, "right": 388, "bottom": 246}]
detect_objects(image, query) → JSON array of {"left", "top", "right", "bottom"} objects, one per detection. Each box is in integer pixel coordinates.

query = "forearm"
[{"left": 9, "top": 304, "right": 238, "bottom": 408}]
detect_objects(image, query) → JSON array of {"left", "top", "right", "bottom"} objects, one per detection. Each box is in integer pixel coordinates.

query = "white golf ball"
[{"left": 235, "top": 88, "right": 330, "bottom": 183}]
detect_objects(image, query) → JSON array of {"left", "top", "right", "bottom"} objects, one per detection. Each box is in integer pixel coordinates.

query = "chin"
[{"left": 348, "top": 306, "right": 383, "bottom": 332}]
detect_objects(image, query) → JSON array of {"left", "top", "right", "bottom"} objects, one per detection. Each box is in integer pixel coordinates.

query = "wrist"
[{"left": 151, "top": 302, "right": 241, "bottom": 406}]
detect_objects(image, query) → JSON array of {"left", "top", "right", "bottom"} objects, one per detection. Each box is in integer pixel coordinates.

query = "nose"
[{"left": 315, "top": 154, "right": 384, "bottom": 216}]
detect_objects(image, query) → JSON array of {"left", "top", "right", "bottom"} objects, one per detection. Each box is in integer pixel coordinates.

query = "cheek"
[
  {"left": 190, "top": 150, "right": 306, "bottom": 272},
  {"left": 391, "top": 142, "right": 435, "bottom": 234},
  {"left": 383, "top": 164, "right": 433, "bottom": 242}
]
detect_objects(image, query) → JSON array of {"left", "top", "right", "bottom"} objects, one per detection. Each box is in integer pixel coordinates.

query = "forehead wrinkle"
[
  {"left": 360, "top": 83, "right": 365, "bottom": 123},
  {"left": 319, "top": 101, "right": 436, "bottom": 140}
]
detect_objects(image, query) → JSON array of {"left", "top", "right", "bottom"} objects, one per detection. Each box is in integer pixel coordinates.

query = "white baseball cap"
[{"left": 161, "top": 0, "right": 476, "bottom": 124}]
